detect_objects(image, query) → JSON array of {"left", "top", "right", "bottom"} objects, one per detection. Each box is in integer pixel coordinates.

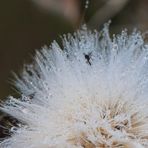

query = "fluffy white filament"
[{"left": 0, "top": 24, "right": 148, "bottom": 147}]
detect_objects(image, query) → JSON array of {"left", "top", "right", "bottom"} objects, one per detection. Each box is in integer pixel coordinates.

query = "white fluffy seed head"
[{"left": 0, "top": 24, "right": 148, "bottom": 148}]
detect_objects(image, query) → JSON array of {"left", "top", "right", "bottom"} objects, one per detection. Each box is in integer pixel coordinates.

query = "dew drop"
[{"left": 85, "top": 0, "right": 89, "bottom": 9}]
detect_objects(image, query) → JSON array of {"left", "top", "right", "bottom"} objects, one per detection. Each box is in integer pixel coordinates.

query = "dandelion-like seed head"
[{"left": 0, "top": 24, "right": 148, "bottom": 148}]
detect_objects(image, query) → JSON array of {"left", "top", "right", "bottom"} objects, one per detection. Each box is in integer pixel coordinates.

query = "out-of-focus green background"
[{"left": 0, "top": 0, "right": 148, "bottom": 99}]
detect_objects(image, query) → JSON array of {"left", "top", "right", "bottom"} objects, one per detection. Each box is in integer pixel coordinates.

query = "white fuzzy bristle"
[{"left": 0, "top": 24, "right": 148, "bottom": 147}]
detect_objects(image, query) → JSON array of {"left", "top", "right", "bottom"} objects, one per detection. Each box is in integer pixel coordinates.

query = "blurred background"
[{"left": 0, "top": 0, "right": 148, "bottom": 137}]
